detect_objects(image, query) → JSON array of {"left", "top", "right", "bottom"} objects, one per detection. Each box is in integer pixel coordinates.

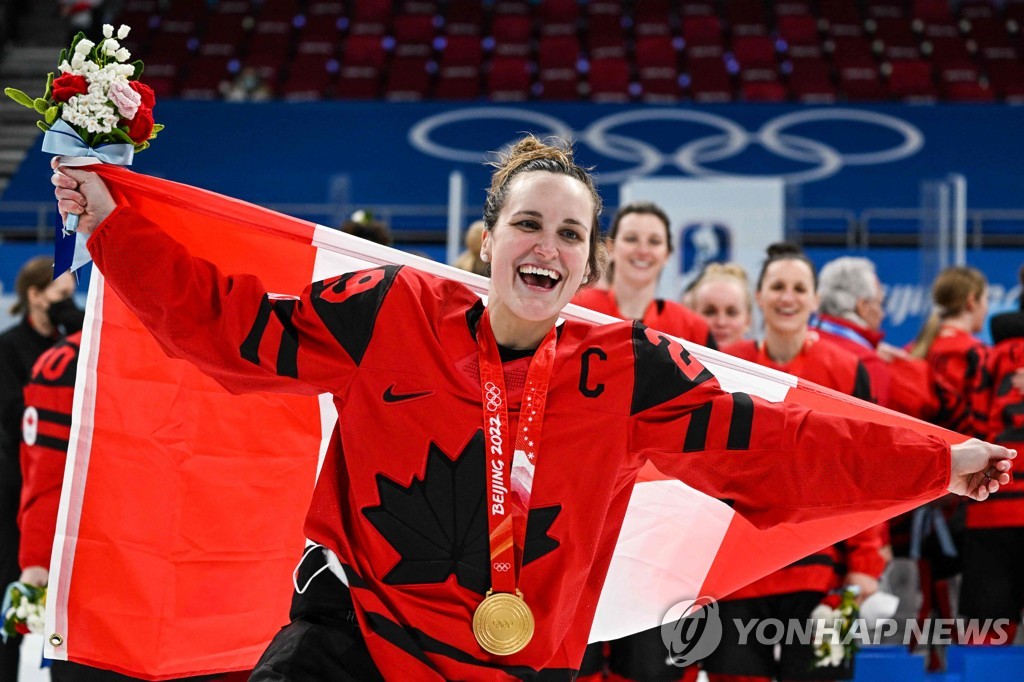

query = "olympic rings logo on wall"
[
  {"left": 408, "top": 107, "right": 924, "bottom": 184},
  {"left": 484, "top": 382, "right": 503, "bottom": 411}
]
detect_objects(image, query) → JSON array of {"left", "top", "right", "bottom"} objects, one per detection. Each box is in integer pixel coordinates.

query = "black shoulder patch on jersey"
[
  {"left": 310, "top": 264, "right": 400, "bottom": 365},
  {"left": 631, "top": 323, "right": 715, "bottom": 415}
]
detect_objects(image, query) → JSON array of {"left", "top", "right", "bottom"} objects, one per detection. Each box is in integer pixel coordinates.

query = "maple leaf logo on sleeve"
[{"left": 363, "top": 431, "right": 561, "bottom": 595}]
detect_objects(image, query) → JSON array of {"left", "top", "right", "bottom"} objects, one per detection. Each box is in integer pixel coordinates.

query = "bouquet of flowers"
[
  {"left": 4, "top": 23, "right": 161, "bottom": 266},
  {"left": 1, "top": 582, "right": 46, "bottom": 642},
  {"left": 811, "top": 585, "right": 860, "bottom": 669},
  {"left": 4, "top": 23, "right": 162, "bottom": 154}
]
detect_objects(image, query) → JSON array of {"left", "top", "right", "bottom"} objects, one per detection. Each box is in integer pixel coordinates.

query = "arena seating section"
[{"left": 102, "top": 0, "right": 1024, "bottom": 103}]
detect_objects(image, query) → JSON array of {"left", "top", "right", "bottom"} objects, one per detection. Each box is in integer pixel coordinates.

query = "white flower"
[
  {"left": 75, "top": 39, "right": 94, "bottom": 55},
  {"left": 103, "top": 39, "right": 121, "bottom": 56},
  {"left": 70, "top": 53, "right": 86, "bottom": 71},
  {"left": 117, "top": 24, "right": 130, "bottom": 40},
  {"left": 114, "top": 47, "right": 131, "bottom": 62},
  {"left": 103, "top": 24, "right": 113, "bottom": 38}
]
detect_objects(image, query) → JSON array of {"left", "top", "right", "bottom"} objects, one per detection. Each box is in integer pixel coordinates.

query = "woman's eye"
[
  {"left": 561, "top": 229, "right": 581, "bottom": 241},
  {"left": 516, "top": 220, "right": 539, "bottom": 230}
]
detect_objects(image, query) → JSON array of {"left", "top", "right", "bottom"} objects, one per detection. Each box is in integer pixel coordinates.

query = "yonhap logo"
[{"left": 661, "top": 596, "right": 722, "bottom": 667}]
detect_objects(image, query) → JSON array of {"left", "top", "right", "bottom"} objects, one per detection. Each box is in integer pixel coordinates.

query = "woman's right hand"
[{"left": 50, "top": 156, "right": 117, "bottom": 235}]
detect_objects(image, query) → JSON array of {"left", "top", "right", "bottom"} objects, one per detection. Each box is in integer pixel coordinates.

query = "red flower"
[
  {"left": 51, "top": 73, "right": 88, "bottom": 102},
  {"left": 821, "top": 594, "right": 842, "bottom": 609},
  {"left": 128, "top": 80, "right": 155, "bottom": 109},
  {"left": 14, "top": 622, "right": 30, "bottom": 635},
  {"left": 125, "top": 107, "right": 154, "bottom": 144}
]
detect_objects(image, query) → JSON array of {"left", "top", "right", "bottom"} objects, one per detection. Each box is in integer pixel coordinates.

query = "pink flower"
[{"left": 108, "top": 80, "right": 141, "bottom": 119}]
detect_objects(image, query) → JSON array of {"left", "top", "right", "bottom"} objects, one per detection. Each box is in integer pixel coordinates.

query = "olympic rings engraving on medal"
[
  {"left": 408, "top": 108, "right": 924, "bottom": 184},
  {"left": 484, "top": 381, "right": 503, "bottom": 411},
  {"left": 493, "top": 562, "right": 512, "bottom": 572}
]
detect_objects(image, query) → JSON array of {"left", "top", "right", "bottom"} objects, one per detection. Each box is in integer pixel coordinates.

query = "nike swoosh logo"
[{"left": 383, "top": 384, "right": 434, "bottom": 404}]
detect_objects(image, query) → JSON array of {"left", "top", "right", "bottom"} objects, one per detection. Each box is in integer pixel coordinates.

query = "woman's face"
[
  {"left": 694, "top": 278, "right": 751, "bottom": 347},
  {"left": 481, "top": 171, "right": 594, "bottom": 339},
  {"left": 969, "top": 286, "right": 990, "bottom": 333},
  {"left": 756, "top": 259, "right": 819, "bottom": 338},
  {"left": 610, "top": 213, "right": 669, "bottom": 288},
  {"left": 28, "top": 271, "right": 75, "bottom": 314}
]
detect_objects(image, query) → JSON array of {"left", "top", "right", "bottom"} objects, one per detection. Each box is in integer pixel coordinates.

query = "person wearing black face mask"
[{"left": 0, "top": 256, "right": 77, "bottom": 678}]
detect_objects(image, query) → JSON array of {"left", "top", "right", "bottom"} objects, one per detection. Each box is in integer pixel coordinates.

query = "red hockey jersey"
[
  {"left": 925, "top": 326, "right": 992, "bottom": 438},
  {"left": 721, "top": 334, "right": 885, "bottom": 597},
  {"left": 19, "top": 333, "right": 81, "bottom": 570},
  {"left": 572, "top": 288, "right": 715, "bottom": 348},
  {"left": 85, "top": 205, "right": 952, "bottom": 680},
  {"left": 973, "top": 315, "right": 1024, "bottom": 528}
]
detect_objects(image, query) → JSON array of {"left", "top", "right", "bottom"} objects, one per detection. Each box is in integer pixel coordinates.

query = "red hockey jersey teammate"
[{"left": 19, "top": 332, "right": 81, "bottom": 574}]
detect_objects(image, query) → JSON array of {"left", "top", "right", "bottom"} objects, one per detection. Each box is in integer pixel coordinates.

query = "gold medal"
[{"left": 472, "top": 589, "right": 535, "bottom": 656}]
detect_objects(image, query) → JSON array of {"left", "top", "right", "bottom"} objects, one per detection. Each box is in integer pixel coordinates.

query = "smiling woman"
[
  {"left": 572, "top": 201, "right": 716, "bottom": 350},
  {"left": 49, "top": 136, "right": 1015, "bottom": 682}
]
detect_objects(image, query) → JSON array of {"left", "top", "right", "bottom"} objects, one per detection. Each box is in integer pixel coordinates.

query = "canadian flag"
[{"left": 44, "top": 167, "right": 962, "bottom": 679}]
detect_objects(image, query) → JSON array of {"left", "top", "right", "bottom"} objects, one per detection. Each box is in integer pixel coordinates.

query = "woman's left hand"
[{"left": 948, "top": 438, "right": 1015, "bottom": 501}]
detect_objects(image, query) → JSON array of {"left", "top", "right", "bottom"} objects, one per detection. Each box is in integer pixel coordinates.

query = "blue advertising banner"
[{"left": 5, "top": 102, "right": 1024, "bottom": 231}]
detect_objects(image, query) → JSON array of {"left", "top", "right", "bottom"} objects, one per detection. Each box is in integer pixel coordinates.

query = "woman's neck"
[
  {"left": 762, "top": 327, "right": 806, "bottom": 364},
  {"left": 941, "top": 314, "right": 974, "bottom": 334},
  {"left": 612, "top": 279, "right": 657, "bottom": 321},
  {"left": 486, "top": 307, "right": 552, "bottom": 351},
  {"left": 27, "top": 308, "right": 54, "bottom": 337}
]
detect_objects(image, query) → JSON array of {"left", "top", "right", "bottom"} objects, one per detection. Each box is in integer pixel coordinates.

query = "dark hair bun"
[{"left": 766, "top": 241, "right": 804, "bottom": 258}]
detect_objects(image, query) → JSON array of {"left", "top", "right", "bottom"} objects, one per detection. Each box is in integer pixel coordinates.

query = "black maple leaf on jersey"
[{"left": 363, "top": 430, "right": 561, "bottom": 596}]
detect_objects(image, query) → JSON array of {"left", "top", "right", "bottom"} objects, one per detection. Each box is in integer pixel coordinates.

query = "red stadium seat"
[
  {"left": 538, "top": 71, "right": 580, "bottom": 100},
  {"left": 688, "top": 56, "right": 733, "bottom": 101},
  {"left": 445, "top": 0, "right": 484, "bottom": 35},
  {"left": 491, "top": 14, "right": 532, "bottom": 56},
  {"left": 587, "top": 57, "right": 631, "bottom": 101},
  {"left": 281, "top": 54, "right": 335, "bottom": 100},
  {"left": 913, "top": 0, "right": 953, "bottom": 23},
  {"left": 633, "top": 0, "right": 673, "bottom": 37},
  {"left": 350, "top": 0, "right": 393, "bottom": 31},
  {"left": 588, "top": 15, "right": 628, "bottom": 60},
  {"left": 179, "top": 55, "right": 231, "bottom": 99},
  {"left": 539, "top": 0, "right": 580, "bottom": 36},
  {"left": 538, "top": 35, "right": 580, "bottom": 71},
  {"left": 788, "top": 58, "right": 838, "bottom": 102},
  {"left": 682, "top": 15, "right": 725, "bottom": 58},
  {"left": 393, "top": 13, "right": 436, "bottom": 57},
  {"left": 741, "top": 79, "right": 787, "bottom": 101},
  {"left": 941, "top": 80, "right": 995, "bottom": 101},
  {"left": 726, "top": 0, "right": 769, "bottom": 35},
  {"left": 777, "top": 15, "right": 820, "bottom": 47},
  {"left": 634, "top": 35, "right": 678, "bottom": 79},
  {"left": 487, "top": 56, "right": 531, "bottom": 100},
  {"left": 839, "top": 62, "right": 886, "bottom": 100},
  {"left": 384, "top": 56, "right": 431, "bottom": 100},
  {"left": 886, "top": 58, "right": 937, "bottom": 99},
  {"left": 732, "top": 35, "right": 777, "bottom": 70}
]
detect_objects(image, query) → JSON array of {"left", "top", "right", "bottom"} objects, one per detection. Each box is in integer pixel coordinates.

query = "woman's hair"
[
  {"left": 689, "top": 262, "right": 753, "bottom": 313},
  {"left": 604, "top": 201, "right": 672, "bottom": 283},
  {"left": 755, "top": 242, "right": 817, "bottom": 291},
  {"left": 817, "top": 257, "right": 878, "bottom": 318},
  {"left": 910, "top": 265, "right": 988, "bottom": 359},
  {"left": 10, "top": 255, "right": 54, "bottom": 315},
  {"left": 483, "top": 134, "right": 604, "bottom": 284},
  {"left": 454, "top": 221, "right": 488, "bottom": 277}
]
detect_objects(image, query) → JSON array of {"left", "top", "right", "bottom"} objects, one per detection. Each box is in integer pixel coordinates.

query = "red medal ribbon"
[{"left": 477, "top": 309, "right": 558, "bottom": 594}]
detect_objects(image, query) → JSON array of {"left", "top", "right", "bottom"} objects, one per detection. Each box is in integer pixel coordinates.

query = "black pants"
[{"left": 249, "top": 548, "right": 384, "bottom": 682}]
